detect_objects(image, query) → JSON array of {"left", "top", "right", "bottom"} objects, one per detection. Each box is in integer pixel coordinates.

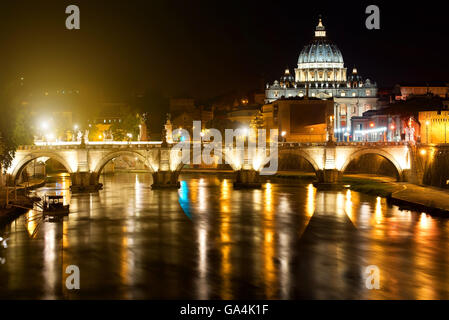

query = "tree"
[
  {"left": 250, "top": 110, "right": 265, "bottom": 130},
  {"left": 0, "top": 87, "right": 33, "bottom": 172}
]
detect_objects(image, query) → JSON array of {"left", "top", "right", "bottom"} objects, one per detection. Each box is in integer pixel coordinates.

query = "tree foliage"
[
  {"left": 0, "top": 87, "right": 34, "bottom": 171},
  {"left": 250, "top": 110, "right": 265, "bottom": 130}
]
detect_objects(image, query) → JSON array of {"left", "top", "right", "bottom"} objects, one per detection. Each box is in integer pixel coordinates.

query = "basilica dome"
[
  {"left": 294, "top": 18, "right": 347, "bottom": 84},
  {"left": 297, "top": 19, "right": 344, "bottom": 65}
]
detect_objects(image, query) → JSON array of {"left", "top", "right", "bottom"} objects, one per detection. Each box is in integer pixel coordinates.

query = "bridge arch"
[
  {"left": 10, "top": 152, "right": 74, "bottom": 182},
  {"left": 340, "top": 148, "right": 403, "bottom": 180},
  {"left": 171, "top": 147, "right": 241, "bottom": 172},
  {"left": 93, "top": 150, "right": 155, "bottom": 179},
  {"left": 274, "top": 149, "right": 321, "bottom": 175}
]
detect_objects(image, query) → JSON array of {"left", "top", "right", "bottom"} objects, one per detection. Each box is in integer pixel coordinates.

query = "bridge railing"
[
  {"left": 334, "top": 141, "right": 411, "bottom": 147},
  {"left": 18, "top": 141, "right": 164, "bottom": 150},
  {"left": 18, "top": 140, "right": 415, "bottom": 151}
]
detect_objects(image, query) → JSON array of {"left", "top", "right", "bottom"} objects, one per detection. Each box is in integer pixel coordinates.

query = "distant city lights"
[{"left": 354, "top": 127, "right": 387, "bottom": 135}]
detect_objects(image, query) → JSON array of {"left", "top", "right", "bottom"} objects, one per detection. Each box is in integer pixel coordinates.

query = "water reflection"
[{"left": 1, "top": 172, "right": 449, "bottom": 299}]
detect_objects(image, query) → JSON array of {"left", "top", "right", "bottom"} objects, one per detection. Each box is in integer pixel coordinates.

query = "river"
[{"left": 0, "top": 172, "right": 448, "bottom": 299}]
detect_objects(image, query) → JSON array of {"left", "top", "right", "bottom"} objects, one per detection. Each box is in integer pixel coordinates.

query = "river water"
[{"left": 0, "top": 172, "right": 449, "bottom": 299}]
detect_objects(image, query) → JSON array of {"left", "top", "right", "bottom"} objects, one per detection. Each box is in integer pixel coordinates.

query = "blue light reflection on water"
[{"left": 178, "top": 180, "right": 192, "bottom": 220}]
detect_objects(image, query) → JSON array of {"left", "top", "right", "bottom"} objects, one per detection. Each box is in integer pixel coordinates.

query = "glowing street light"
[
  {"left": 41, "top": 122, "right": 49, "bottom": 130},
  {"left": 281, "top": 131, "right": 286, "bottom": 137},
  {"left": 74, "top": 124, "right": 79, "bottom": 131}
]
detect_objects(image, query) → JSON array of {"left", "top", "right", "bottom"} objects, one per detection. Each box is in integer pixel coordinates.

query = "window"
[{"left": 341, "top": 92, "right": 346, "bottom": 97}]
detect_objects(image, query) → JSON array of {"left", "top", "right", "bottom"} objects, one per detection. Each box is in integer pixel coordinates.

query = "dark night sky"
[{"left": 0, "top": 0, "right": 448, "bottom": 100}]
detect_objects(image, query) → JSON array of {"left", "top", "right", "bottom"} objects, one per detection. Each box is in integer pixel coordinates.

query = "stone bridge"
[{"left": 6, "top": 141, "right": 421, "bottom": 191}]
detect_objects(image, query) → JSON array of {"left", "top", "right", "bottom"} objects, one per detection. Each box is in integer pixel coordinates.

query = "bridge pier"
[
  {"left": 233, "top": 169, "right": 261, "bottom": 189},
  {"left": 151, "top": 171, "right": 180, "bottom": 189},
  {"left": 70, "top": 172, "right": 103, "bottom": 193},
  {"left": 314, "top": 169, "right": 343, "bottom": 189},
  {"left": 400, "top": 169, "right": 412, "bottom": 182}
]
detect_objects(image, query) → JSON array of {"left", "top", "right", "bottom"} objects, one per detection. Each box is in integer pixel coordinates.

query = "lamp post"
[{"left": 281, "top": 131, "right": 286, "bottom": 142}]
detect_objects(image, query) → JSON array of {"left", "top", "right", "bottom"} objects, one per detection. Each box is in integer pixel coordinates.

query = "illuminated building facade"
[
  {"left": 351, "top": 111, "right": 403, "bottom": 142},
  {"left": 265, "top": 18, "right": 378, "bottom": 141},
  {"left": 419, "top": 110, "right": 449, "bottom": 144},
  {"left": 395, "top": 82, "right": 449, "bottom": 101},
  {"left": 262, "top": 97, "right": 333, "bottom": 143}
]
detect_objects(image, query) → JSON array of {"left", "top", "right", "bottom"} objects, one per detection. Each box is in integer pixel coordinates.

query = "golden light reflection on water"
[
  {"left": 198, "top": 179, "right": 207, "bottom": 212},
  {"left": 43, "top": 225, "right": 57, "bottom": 299},
  {"left": 298, "top": 184, "right": 316, "bottom": 239},
  {"left": 25, "top": 210, "right": 38, "bottom": 238},
  {"left": 198, "top": 226, "right": 208, "bottom": 299},
  {"left": 412, "top": 212, "right": 437, "bottom": 299},
  {"left": 336, "top": 192, "right": 345, "bottom": 217},
  {"left": 61, "top": 220, "right": 69, "bottom": 296},
  {"left": 219, "top": 178, "right": 232, "bottom": 299},
  {"left": 306, "top": 184, "right": 315, "bottom": 217},
  {"left": 7, "top": 173, "right": 449, "bottom": 300},
  {"left": 55, "top": 174, "right": 71, "bottom": 205},
  {"left": 375, "top": 197, "right": 383, "bottom": 225},
  {"left": 119, "top": 223, "right": 135, "bottom": 299},
  {"left": 263, "top": 182, "right": 276, "bottom": 299},
  {"left": 345, "top": 189, "right": 354, "bottom": 223}
]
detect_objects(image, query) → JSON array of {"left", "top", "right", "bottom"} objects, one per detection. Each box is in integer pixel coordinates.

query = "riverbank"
[
  {"left": 0, "top": 206, "right": 29, "bottom": 226},
  {"left": 341, "top": 175, "right": 449, "bottom": 216},
  {"left": 390, "top": 184, "right": 449, "bottom": 216},
  {"left": 341, "top": 176, "right": 400, "bottom": 198},
  {"left": 273, "top": 171, "right": 449, "bottom": 216},
  {"left": 0, "top": 178, "right": 44, "bottom": 227}
]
